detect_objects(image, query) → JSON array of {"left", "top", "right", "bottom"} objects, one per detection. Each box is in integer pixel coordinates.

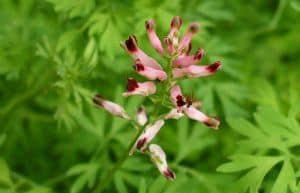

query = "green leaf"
[{"left": 0, "top": 158, "right": 12, "bottom": 187}]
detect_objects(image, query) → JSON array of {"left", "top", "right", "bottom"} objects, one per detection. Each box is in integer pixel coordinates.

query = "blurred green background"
[{"left": 0, "top": 0, "right": 300, "bottom": 193}]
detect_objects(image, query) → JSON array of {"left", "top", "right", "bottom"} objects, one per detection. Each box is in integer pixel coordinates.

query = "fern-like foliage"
[{"left": 218, "top": 106, "right": 300, "bottom": 193}]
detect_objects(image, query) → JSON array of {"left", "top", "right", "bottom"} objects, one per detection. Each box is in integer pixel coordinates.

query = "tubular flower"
[
  {"left": 170, "top": 85, "right": 220, "bottom": 129},
  {"left": 131, "top": 120, "right": 165, "bottom": 153},
  {"left": 173, "top": 61, "right": 222, "bottom": 78},
  {"left": 149, "top": 144, "right": 176, "bottom": 180},
  {"left": 145, "top": 19, "right": 164, "bottom": 55},
  {"left": 178, "top": 22, "right": 200, "bottom": 53},
  {"left": 136, "top": 107, "right": 148, "bottom": 126},
  {"left": 93, "top": 16, "right": 222, "bottom": 181},
  {"left": 173, "top": 48, "right": 204, "bottom": 67},
  {"left": 123, "top": 78, "right": 156, "bottom": 97},
  {"left": 134, "top": 59, "right": 167, "bottom": 81},
  {"left": 121, "top": 36, "right": 163, "bottom": 70},
  {"left": 93, "top": 94, "right": 130, "bottom": 119}
]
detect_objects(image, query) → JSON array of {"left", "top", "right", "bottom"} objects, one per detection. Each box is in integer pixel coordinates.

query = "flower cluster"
[{"left": 93, "top": 16, "right": 221, "bottom": 180}]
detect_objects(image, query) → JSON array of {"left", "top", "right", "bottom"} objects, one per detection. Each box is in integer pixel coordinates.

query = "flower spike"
[
  {"left": 123, "top": 78, "right": 156, "bottom": 97},
  {"left": 145, "top": 19, "right": 164, "bottom": 55},
  {"left": 149, "top": 144, "right": 176, "bottom": 180},
  {"left": 93, "top": 94, "right": 130, "bottom": 119},
  {"left": 131, "top": 120, "right": 165, "bottom": 154}
]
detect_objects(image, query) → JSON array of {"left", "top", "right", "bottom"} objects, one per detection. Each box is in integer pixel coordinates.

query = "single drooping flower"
[
  {"left": 93, "top": 94, "right": 130, "bottom": 119},
  {"left": 130, "top": 120, "right": 165, "bottom": 154},
  {"left": 136, "top": 107, "right": 148, "bottom": 126},
  {"left": 149, "top": 144, "right": 175, "bottom": 180},
  {"left": 93, "top": 16, "right": 222, "bottom": 180}
]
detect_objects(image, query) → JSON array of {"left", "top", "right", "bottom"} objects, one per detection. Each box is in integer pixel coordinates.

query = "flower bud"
[
  {"left": 93, "top": 94, "right": 130, "bottom": 119},
  {"left": 136, "top": 107, "right": 148, "bottom": 126},
  {"left": 149, "top": 144, "right": 175, "bottom": 180}
]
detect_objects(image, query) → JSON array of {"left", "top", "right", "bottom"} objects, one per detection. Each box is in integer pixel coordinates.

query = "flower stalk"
[{"left": 91, "top": 16, "right": 222, "bottom": 192}]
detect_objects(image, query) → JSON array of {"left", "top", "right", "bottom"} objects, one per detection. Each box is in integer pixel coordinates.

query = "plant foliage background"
[{"left": 0, "top": 0, "right": 300, "bottom": 193}]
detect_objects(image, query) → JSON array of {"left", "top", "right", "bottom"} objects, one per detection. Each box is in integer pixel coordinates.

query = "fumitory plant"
[{"left": 92, "top": 16, "right": 222, "bottom": 190}]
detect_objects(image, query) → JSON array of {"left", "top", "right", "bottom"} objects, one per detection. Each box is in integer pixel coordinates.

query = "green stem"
[
  {"left": 91, "top": 56, "right": 175, "bottom": 193},
  {"left": 91, "top": 122, "right": 144, "bottom": 193}
]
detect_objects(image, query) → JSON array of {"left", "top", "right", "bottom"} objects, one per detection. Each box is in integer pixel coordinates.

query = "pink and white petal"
[
  {"left": 165, "top": 109, "right": 184, "bottom": 120},
  {"left": 164, "top": 37, "right": 175, "bottom": 55},
  {"left": 173, "top": 48, "right": 204, "bottom": 67},
  {"left": 185, "top": 61, "right": 222, "bottom": 78},
  {"left": 173, "top": 61, "right": 221, "bottom": 78},
  {"left": 132, "top": 120, "right": 165, "bottom": 153},
  {"left": 93, "top": 94, "right": 130, "bottom": 119},
  {"left": 178, "top": 22, "right": 200, "bottom": 53},
  {"left": 122, "top": 36, "right": 163, "bottom": 70},
  {"left": 134, "top": 60, "right": 167, "bottom": 81},
  {"left": 123, "top": 79, "right": 156, "bottom": 97},
  {"left": 149, "top": 144, "right": 176, "bottom": 180},
  {"left": 169, "top": 16, "right": 183, "bottom": 38},
  {"left": 146, "top": 19, "right": 164, "bottom": 55},
  {"left": 184, "top": 107, "right": 220, "bottom": 129},
  {"left": 136, "top": 107, "right": 148, "bottom": 126}
]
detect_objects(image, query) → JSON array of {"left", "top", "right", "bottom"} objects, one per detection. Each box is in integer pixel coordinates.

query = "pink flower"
[
  {"left": 149, "top": 144, "right": 175, "bottom": 180},
  {"left": 136, "top": 107, "right": 148, "bottom": 126},
  {"left": 164, "top": 108, "right": 184, "bottom": 120},
  {"left": 173, "top": 61, "right": 222, "bottom": 78},
  {"left": 164, "top": 37, "right": 175, "bottom": 55},
  {"left": 173, "top": 48, "right": 204, "bottom": 67},
  {"left": 123, "top": 78, "right": 156, "bottom": 97},
  {"left": 131, "top": 120, "right": 165, "bottom": 153},
  {"left": 93, "top": 94, "right": 130, "bottom": 119},
  {"left": 169, "top": 16, "right": 182, "bottom": 40},
  {"left": 170, "top": 85, "right": 220, "bottom": 129},
  {"left": 178, "top": 22, "right": 200, "bottom": 53},
  {"left": 145, "top": 19, "right": 164, "bottom": 55},
  {"left": 170, "top": 85, "right": 186, "bottom": 112},
  {"left": 134, "top": 59, "right": 167, "bottom": 81},
  {"left": 121, "top": 36, "right": 163, "bottom": 70},
  {"left": 184, "top": 107, "right": 220, "bottom": 129}
]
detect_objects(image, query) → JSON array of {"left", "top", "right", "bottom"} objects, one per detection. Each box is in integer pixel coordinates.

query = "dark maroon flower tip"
[
  {"left": 138, "top": 107, "right": 144, "bottom": 113},
  {"left": 136, "top": 137, "right": 147, "bottom": 149},
  {"left": 93, "top": 94, "right": 104, "bottom": 107},
  {"left": 145, "top": 20, "right": 154, "bottom": 31},
  {"left": 206, "top": 61, "right": 222, "bottom": 72},
  {"left": 163, "top": 167, "right": 176, "bottom": 180},
  {"left": 171, "top": 16, "right": 183, "bottom": 29},
  {"left": 125, "top": 36, "right": 138, "bottom": 52},
  {"left": 194, "top": 48, "right": 204, "bottom": 60},
  {"left": 204, "top": 117, "right": 220, "bottom": 129},
  {"left": 176, "top": 95, "right": 186, "bottom": 107},
  {"left": 126, "top": 78, "right": 139, "bottom": 92},
  {"left": 134, "top": 64, "right": 145, "bottom": 72},
  {"left": 189, "top": 23, "right": 200, "bottom": 33}
]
